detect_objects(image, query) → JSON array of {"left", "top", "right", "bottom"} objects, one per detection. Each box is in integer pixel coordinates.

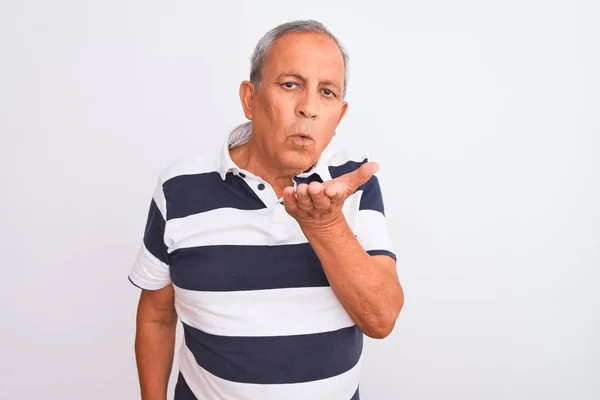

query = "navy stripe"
[
  {"left": 174, "top": 372, "right": 196, "bottom": 399},
  {"left": 329, "top": 158, "right": 378, "bottom": 201},
  {"left": 294, "top": 172, "right": 324, "bottom": 185},
  {"left": 351, "top": 386, "right": 360, "bottom": 400},
  {"left": 358, "top": 175, "right": 385, "bottom": 215},
  {"left": 170, "top": 243, "right": 329, "bottom": 291},
  {"left": 329, "top": 158, "right": 367, "bottom": 180},
  {"left": 330, "top": 159, "right": 386, "bottom": 214},
  {"left": 183, "top": 323, "right": 363, "bottom": 384},
  {"left": 163, "top": 171, "right": 266, "bottom": 220},
  {"left": 143, "top": 199, "right": 169, "bottom": 264},
  {"left": 367, "top": 249, "right": 397, "bottom": 261}
]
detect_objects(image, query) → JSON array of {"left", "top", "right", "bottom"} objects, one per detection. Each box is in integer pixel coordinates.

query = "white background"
[{"left": 1, "top": 1, "right": 599, "bottom": 399}]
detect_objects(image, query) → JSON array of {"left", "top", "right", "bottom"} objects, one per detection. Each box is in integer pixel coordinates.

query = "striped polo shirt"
[{"left": 129, "top": 123, "right": 397, "bottom": 400}]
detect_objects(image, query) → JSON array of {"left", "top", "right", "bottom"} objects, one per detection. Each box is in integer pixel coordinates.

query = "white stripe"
[
  {"left": 342, "top": 190, "right": 362, "bottom": 230},
  {"left": 355, "top": 209, "right": 395, "bottom": 253},
  {"left": 164, "top": 207, "right": 308, "bottom": 250},
  {"left": 164, "top": 193, "right": 365, "bottom": 252},
  {"left": 152, "top": 178, "right": 168, "bottom": 220},
  {"left": 174, "top": 286, "right": 355, "bottom": 337},
  {"left": 327, "top": 147, "right": 367, "bottom": 169},
  {"left": 159, "top": 149, "right": 222, "bottom": 184},
  {"left": 179, "top": 344, "right": 361, "bottom": 400},
  {"left": 128, "top": 244, "right": 171, "bottom": 290}
]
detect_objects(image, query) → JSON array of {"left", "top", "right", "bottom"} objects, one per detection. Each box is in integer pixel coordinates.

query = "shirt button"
[
  {"left": 239, "top": 172, "right": 246, "bottom": 178},
  {"left": 257, "top": 183, "right": 265, "bottom": 191}
]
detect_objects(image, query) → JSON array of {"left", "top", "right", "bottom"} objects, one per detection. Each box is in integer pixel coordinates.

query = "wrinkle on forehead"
[{"left": 263, "top": 32, "right": 345, "bottom": 89}]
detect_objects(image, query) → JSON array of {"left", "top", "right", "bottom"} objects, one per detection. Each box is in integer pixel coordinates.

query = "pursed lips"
[{"left": 291, "top": 132, "right": 314, "bottom": 140}]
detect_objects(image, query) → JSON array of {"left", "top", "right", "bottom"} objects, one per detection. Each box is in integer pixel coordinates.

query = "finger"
[
  {"left": 282, "top": 186, "right": 298, "bottom": 214},
  {"left": 346, "top": 161, "right": 380, "bottom": 192},
  {"left": 307, "top": 182, "right": 330, "bottom": 210},
  {"left": 323, "top": 181, "right": 346, "bottom": 203},
  {"left": 295, "top": 183, "right": 313, "bottom": 212}
]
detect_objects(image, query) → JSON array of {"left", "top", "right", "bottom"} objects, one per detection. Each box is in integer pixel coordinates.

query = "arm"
[
  {"left": 134, "top": 284, "right": 178, "bottom": 400},
  {"left": 302, "top": 219, "right": 403, "bottom": 338},
  {"left": 283, "top": 161, "right": 404, "bottom": 338}
]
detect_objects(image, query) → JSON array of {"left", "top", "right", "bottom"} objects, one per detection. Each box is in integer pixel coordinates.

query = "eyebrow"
[{"left": 277, "top": 72, "right": 342, "bottom": 91}]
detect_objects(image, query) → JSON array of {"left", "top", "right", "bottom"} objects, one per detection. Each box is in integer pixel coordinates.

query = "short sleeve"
[
  {"left": 128, "top": 179, "right": 172, "bottom": 290},
  {"left": 355, "top": 174, "right": 397, "bottom": 261}
]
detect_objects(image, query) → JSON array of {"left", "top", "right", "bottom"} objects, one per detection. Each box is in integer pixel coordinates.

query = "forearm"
[
  {"left": 302, "top": 217, "right": 403, "bottom": 338},
  {"left": 135, "top": 316, "right": 177, "bottom": 399}
]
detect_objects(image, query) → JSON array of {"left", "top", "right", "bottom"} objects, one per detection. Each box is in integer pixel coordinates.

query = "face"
[{"left": 240, "top": 32, "right": 348, "bottom": 173}]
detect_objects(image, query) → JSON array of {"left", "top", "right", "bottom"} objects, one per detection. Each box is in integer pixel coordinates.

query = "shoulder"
[
  {"left": 322, "top": 144, "right": 369, "bottom": 179},
  {"left": 156, "top": 145, "right": 223, "bottom": 186},
  {"left": 322, "top": 142, "right": 384, "bottom": 195}
]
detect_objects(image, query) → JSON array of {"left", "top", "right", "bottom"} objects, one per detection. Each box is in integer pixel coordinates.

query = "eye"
[
  {"left": 282, "top": 82, "right": 298, "bottom": 89},
  {"left": 322, "top": 88, "right": 336, "bottom": 98}
]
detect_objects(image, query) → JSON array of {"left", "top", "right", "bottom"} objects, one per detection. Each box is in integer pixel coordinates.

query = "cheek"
[
  {"left": 322, "top": 108, "right": 343, "bottom": 130},
  {"left": 272, "top": 96, "right": 297, "bottom": 122},
  {"left": 258, "top": 96, "right": 289, "bottom": 125}
]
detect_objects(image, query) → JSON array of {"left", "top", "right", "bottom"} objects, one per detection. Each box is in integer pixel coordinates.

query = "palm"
[{"left": 282, "top": 161, "right": 380, "bottom": 226}]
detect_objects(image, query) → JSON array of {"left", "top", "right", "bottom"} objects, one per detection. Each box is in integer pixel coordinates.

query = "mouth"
[
  {"left": 291, "top": 132, "right": 314, "bottom": 141},
  {"left": 290, "top": 133, "right": 314, "bottom": 147}
]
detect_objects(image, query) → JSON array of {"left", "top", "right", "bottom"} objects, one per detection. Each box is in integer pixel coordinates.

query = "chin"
[{"left": 280, "top": 152, "right": 316, "bottom": 172}]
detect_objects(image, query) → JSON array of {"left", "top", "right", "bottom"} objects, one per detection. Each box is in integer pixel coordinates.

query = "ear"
[
  {"left": 239, "top": 81, "right": 256, "bottom": 120},
  {"left": 337, "top": 101, "right": 349, "bottom": 125}
]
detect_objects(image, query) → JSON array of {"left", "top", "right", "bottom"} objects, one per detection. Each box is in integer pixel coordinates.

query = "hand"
[{"left": 282, "top": 161, "right": 380, "bottom": 230}]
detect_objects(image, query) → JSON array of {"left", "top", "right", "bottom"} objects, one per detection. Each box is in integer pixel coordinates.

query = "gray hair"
[{"left": 249, "top": 20, "right": 350, "bottom": 99}]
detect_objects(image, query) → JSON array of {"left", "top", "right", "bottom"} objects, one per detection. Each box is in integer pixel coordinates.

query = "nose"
[{"left": 296, "top": 91, "right": 319, "bottom": 119}]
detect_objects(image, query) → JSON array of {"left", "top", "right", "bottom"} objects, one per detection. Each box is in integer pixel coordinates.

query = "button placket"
[
  {"left": 270, "top": 196, "right": 299, "bottom": 242},
  {"left": 247, "top": 177, "right": 277, "bottom": 208}
]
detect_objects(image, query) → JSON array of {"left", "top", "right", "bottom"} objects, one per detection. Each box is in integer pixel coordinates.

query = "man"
[{"left": 129, "top": 20, "right": 404, "bottom": 400}]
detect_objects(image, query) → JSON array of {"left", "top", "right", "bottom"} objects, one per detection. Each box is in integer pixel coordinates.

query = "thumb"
[{"left": 349, "top": 161, "right": 380, "bottom": 190}]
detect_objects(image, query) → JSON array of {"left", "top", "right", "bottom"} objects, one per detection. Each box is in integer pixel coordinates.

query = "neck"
[{"left": 229, "top": 139, "right": 302, "bottom": 198}]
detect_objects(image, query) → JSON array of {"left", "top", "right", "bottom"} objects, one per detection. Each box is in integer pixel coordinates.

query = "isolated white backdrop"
[{"left": 1, "top": 1, "right": 598, "bottom": 399}]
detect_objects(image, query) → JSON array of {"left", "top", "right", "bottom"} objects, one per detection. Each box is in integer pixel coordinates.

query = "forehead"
[{"left": 263, "top": 32, "right": 345, "bottom": 82}]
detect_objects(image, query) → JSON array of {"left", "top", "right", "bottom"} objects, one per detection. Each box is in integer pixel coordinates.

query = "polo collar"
[
  {"left": 219, "top": 122, "right": 252, "bottom": 180},
  {"left": 219, "top": 123, "right": 332, "bottom": 182}
]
